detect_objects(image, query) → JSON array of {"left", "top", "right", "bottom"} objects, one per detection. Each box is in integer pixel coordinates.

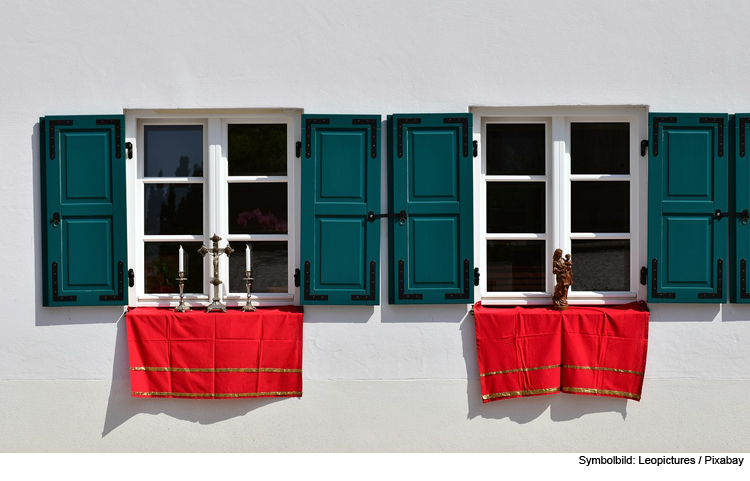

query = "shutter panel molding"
[
  {"left": 300, "top": 114, "right": 381, "bottom": 305},
  {"left": 647, "top": 113, "right": 728, "bottom": 303},
  {"left": 388, "top": 113, "right": 474, "bottom": 304},
  {"left": 40, "top": 114, "right": 129, "bottom": 306}
]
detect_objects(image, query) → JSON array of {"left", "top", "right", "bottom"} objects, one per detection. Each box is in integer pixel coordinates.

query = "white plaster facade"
[{"left": 1, "top": 0, "right": 749, "bottom": 452}]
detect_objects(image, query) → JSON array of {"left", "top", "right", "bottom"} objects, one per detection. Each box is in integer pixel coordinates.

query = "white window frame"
[
  {"left": 125, "top": 109, "right": 302, "bottom": 307},
  {"left": 471, "top": 106, "right": 648, "bottom": 305}
]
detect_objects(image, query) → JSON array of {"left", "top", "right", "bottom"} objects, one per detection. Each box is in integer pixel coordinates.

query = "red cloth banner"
[
  {"left": 474, "top": 302, "right": 649, "bottom": 402},
  {"left": 126, "top": 306, "right": 303, "bottom": 399}
]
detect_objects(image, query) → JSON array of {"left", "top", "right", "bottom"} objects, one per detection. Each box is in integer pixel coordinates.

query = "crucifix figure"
[{"left": 199, "top": 233, "right": 234, "bottom": 312}]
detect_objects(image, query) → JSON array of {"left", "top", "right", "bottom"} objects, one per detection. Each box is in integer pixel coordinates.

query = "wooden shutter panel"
[
  {"left": 647, "top": 113, "right": 728, "bottom": 303},
  {"left": 732, "top": 114, "right": 750, "bottom": 302},
  {"left": 388, "top": 113, "right": 474, "bottom": 304},
  {"left": 300, "top": 115, "right": 381, "bottom": 305},
  {"left": 40, "top": 115, "right": 128, "bottom": 306}
]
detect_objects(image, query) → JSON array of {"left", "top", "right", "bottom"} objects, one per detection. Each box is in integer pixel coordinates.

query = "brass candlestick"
[
  {"left": 173, "top": 271, "right": 191, "bottom": 312},
  {"left": 199, "top": 234, "right": 234, "bottom": 313},
  {"left": 242, "top": 270, "right": 256, "bottom": 312}
]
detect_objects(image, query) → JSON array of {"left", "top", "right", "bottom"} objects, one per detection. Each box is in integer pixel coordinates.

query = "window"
[
  {"left": 127, "top": 111, "right": 300, "bottom": 306},
  {"left": 473, "top": 107, "right": 646, "bottom": 304}
]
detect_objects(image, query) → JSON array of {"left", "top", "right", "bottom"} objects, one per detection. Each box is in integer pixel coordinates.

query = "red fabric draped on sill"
[
  {"left": 474, "top": 302, "right": 649, "bottom": 402},
  {"left": 126, "top": 306, "right": 303, "bottom": 399}
]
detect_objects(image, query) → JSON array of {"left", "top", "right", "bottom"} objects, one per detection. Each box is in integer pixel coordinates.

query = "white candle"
[
  {"left": 178, "top": 245, "right": 184, "bottom": 273},
  {"left": 246, "top": 244, "right": 252, "bottom": 272}
]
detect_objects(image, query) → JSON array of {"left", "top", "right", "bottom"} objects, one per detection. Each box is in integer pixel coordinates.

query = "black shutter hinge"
[
  {"left": 473, "top": 140, "right": 478, "bottom": 158},
  {"left": 474, "top": 267, "right": 480, "bottom": 286},
  {"left": 698, "top": 259, "right": 723, "bottom": 299},
  {"left": 126, "top": 142, "right": 133, "bottom": 159},
  {"left": 295, "top": 141, "right": 301, "bottom": 158},
  {"left": 640, "top": 140, "right": 648, "bottom": 157},
  {"left": 640, "top": 266, "right": 647, "bottom": 286},
  {"left": 128, "top": 269, "right": 135, "bottom": 288},
  {"left": 294, "top": 268, "right": 300, "bottom": 287}
]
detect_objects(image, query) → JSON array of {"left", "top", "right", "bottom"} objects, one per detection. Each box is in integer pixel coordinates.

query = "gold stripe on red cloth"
[
  {"left": 130, "top": 366, "right": 302, "bottom": 373},
  {"left": 562, "top": 365, "right": 644, "bottom": 376},
  {"left": 483, "top": 387, "right": 561, "bottom": 400},
  {"left": 562, "top": 387, "right": 641, "bottom": 401},
  {"left": 132, "top": 391, "right": 303, "bottom": 398}
]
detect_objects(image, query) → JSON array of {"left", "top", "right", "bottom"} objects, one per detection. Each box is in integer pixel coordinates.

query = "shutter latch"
[
  {"left": 640, "top": 140, "right": 648, "bottom": 157},
  {"left": 474, "top": 267, "right": 480, "bottom": 286},
  {"left": 128, "top": 269, "right": 135, "bottom": 288},
  {"left": 367, "top": 210, "right": 407, "bottom": 225},
  {"left": 715, "top": 209, "right": 749, "bottom": 225}
]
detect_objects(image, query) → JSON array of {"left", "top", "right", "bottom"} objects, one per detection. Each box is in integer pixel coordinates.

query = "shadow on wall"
[
  {"left": 458, "top": 308, "right": 629, "bottom": 423},
  {"left": 102, "top": 315, "right": 290, "bottom": 437}
]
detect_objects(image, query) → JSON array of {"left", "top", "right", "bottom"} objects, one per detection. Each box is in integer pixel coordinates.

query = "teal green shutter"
[
  {"left": 40, "top": 115, "right": 128, "bottom": 306},
  {"left": 648, "top": 113, "right": 728, "bottom": 303},
  {"left": 300, "top": 115, "right": 381, "bottom": 305},
  {"left": 388, "top": 113, "right": 474, "bottom": 304},
  {"left": 733, "top": 114, "right": 750, "bottom": 302}
]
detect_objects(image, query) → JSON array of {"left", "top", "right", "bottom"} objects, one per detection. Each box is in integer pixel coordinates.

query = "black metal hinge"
[
  {"left": 445, "top": 259, "right": 471, "bottom": 299},
  {"left": 640, "top": 140, "right": 648, "bottom": 157},
  {"left": 699, "top": 117, "right": 724, "bottom": 157},
  {"left": 48, "top": 119, "right": 73, "bottom": 160},
  {"left": 651, "top": 258, "right": 676, "bottom": 299},
  {"left": 396, "top": 118, "right": 421, "bottom": 158},
  {"left": 294, "top": 268, "right": 300, "bottom": 287},
  {"left": 128, "top": 268, "right": 135, "bottom": 288},
  {"left": 125, "top": 142, "right": 133, "bottom": 159},
  {"left": 304, "top": 260, "right": 328, "bottom": 301},
  {"left": 652, "top": 116, "right": 677, "bottom": 157},
  {"left": 474, "top": 267, "right": 480, "bottom": 286},
  {"left": 352, "top": 118, "right": 378, "bottom": 159},
  {"left": 351, "top": 261, "right": 377, "bottom": 301},
  {"left": 398, "top": 259, "right": 423, "bottom": 300},
  {"left": 96, "top": 118, "right": 122, "bottom": 159},
  {"left": 698, "top": 259, "right": 723, "bottom": 299},
  {"left": 443, "top": 117, "right": 469, "bottom": 157},
  {"left": 740, "top": 117, "right": 750, "bottom": 158},
  {"left": 100, "top": 260, "right": 124, "bottom": 301},
  {"left": 741, "top": 259, "right": 750, "bottom": 299},
  {"left": 305, "top": 118, "right": 330, "bottom": 158},
  {"left": 52, "top": 261, "right": 77, "bottom": 302}
]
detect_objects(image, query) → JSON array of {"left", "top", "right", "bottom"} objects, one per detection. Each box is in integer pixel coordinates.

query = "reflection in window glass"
[
  {"left": 144, "top": 184, "right": 203, "bottom": 235},
  {"left": 228, "top": 124, "right": 287, "bottom": 176},
  {"left": 571, "top": 123, "right": 629, "bottom": 174},
  {"left": 228, "top": 183, "right": 288, "bottom": 234},
  {"left": 571, "top": 181, "right": 629, "bottom": 233},
  {"left": 486, "top": 124, "right": 545, "bottom": 175},
  {"left": 144, "top": 125, "right": 203, "bottom": 177},
  {"left": 144, "top": 242, "right": 204, "bottom": 294},
  {"left": 571, "top": 240, "right": 630, "bottom": 291},
  {"left": 487, "top": 182, "right": 545, "bottom": 233},
  {"left": 487, "top": 240, "right": 545, "bottom": 292},
  {"left": 228, "top": 242, "right": 288, "bottom": 293}
]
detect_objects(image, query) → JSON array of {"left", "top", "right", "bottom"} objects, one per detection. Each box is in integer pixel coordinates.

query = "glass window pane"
[
  {"left": 571, "top": 122, "right": 629, "bottom": 174},
  {"left": 144, "top": 242, "right": 204, "bottom": 294},
  {"left": 486, "top": 124, "right": 545, "bottom": 175},
  {"left": 487, "top": 182, "right": 545, "bottom": 233},
  {"left": 144, "top": 125, "right": 203, "bottom": 177},
  {"left": 487, "top": 240, "right": 545, "bottom": 292},
  {"left": 571, "top": 181, "right": 629, "bottom": 233},
  {"left": 228, "top": 124, "right": 287, "bottom": 176},
  {"left": 571, "top": 240, "right": 630, "bottom": 291},
  {"left": 229, "top": 183, "right": 288, "bottom": 234},
  {"left": 228, "top": 242, "right": 288, "bottom": 294},
  {"left": 144, "top": 184, "right": 203, "bottom": 235}
]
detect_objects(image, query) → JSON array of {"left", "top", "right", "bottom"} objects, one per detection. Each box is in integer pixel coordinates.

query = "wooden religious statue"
[{"left": 552, "top": 248, "right": 572, "bottom": 310}]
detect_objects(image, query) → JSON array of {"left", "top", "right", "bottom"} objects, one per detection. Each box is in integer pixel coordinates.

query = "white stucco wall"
[{"left": 1, "top": 0, "right": 749, "bottom": 452}]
